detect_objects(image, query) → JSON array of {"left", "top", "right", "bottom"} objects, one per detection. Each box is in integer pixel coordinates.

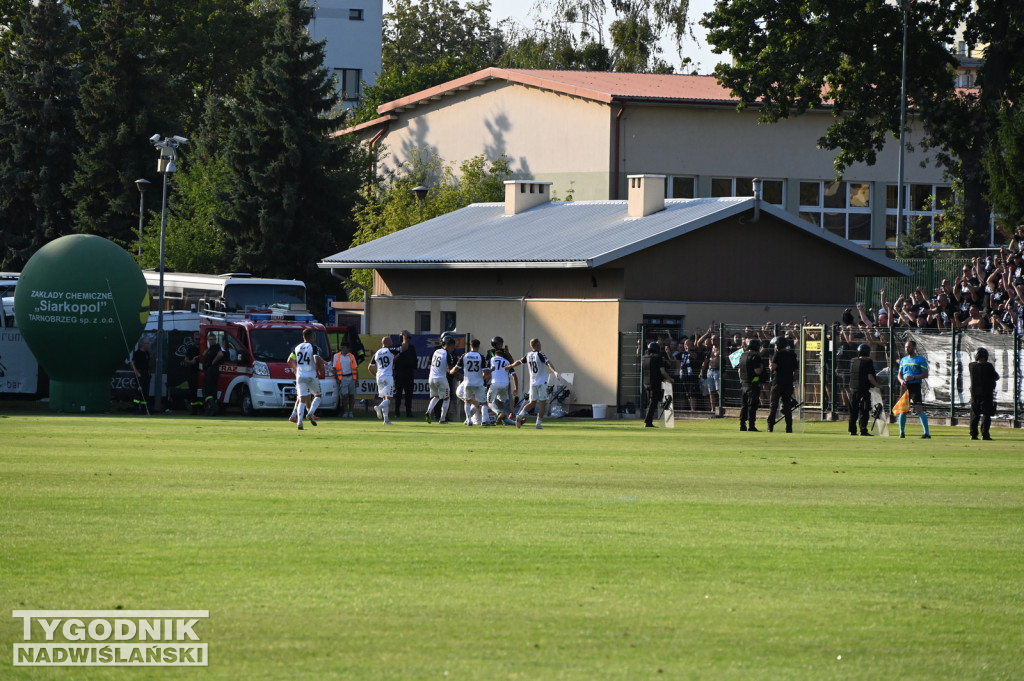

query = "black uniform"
[
  {"left": 393, "top": 341, "right": 417, "bottom": 417},
  {"left": 848, "top": 356, "right": 876, "bottom": 435},
  {"left": 184, "top": 343, "right": 202, "bottom": 414},
  {"left": 738, "top": 350, "right": 763, "bottom": 431},
  {"left": 767, "top": 348, "right": 797, "bottom": 432},
  {"left": 202, "top": 344, "right": 225, "bottom": 416},
  {"left": 968, "top": 362, "right": 999, "bottom": 439},
  {"left": 642, "top": 352, "right": 666, "bottom": 427}
]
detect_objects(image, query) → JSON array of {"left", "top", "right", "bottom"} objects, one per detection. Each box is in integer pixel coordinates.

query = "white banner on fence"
[{"left": 0, "top": 328, "right": 38, "bottom": 394}]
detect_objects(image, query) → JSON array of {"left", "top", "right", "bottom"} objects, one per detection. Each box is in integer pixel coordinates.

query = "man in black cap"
[
  {"left": 969, "top": 347, "right": 999, "bottom": 440},
  {"left": 642, "top": 341, "right": 671, "bottom": 428},
  {"left": 767, "top": 336, "right": 798, "bottom": 433},
  {"left": 738, "top": 338, "right": 764, "bottom": 432},
  {"left": 848, "top": 343, "right": 879, "bottom": 436}
]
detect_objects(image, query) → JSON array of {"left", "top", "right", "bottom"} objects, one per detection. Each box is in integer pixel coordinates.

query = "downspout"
[
  {"left": 613, "top": 103, "right": 625, "bottom": 200},
  {"left": 367, "top": 121, "right": 390, "bottom": 184},
  {"left": 331, "top": 270, "right": 371, "bottom": 334}
]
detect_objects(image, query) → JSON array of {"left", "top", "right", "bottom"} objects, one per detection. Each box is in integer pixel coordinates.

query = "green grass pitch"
[{"left": 1, "top": 412, "right": 1022, "bottom": 680}]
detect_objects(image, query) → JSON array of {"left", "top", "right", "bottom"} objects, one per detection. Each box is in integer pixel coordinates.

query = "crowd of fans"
[{"left": 650, "top": 225, "right": 1024, "bottom": 414}]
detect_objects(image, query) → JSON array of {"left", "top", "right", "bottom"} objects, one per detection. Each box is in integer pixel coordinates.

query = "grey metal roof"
[{"left": 318, "top": 197, "right": 910, "bottom": 276}]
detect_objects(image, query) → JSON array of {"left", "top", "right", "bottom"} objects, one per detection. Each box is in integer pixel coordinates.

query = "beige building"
[
  {"left": 318, "top": 177, "right": 909, "bottom": 408},
  {"left": 342, "top": 68, "right": 962, "bottom": 250}
]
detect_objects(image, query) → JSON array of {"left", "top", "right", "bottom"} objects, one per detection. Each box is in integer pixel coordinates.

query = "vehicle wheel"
[{"left": 239, "top": 386, "right": 255, "bottom": 417}]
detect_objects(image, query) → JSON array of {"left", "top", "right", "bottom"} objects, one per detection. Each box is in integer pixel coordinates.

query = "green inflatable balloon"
[{"left": 15, "top": 235, "right": 150, "bottom": 413}]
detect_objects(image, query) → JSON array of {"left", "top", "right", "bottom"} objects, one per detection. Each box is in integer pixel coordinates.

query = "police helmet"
[
  {"left": 491, "top": 335, "right": 504, "bottom": 349},
  {"left": 975, "top": 347, "right": 989, "bottom": 361},
  {"left": 648, "top": 341, "right": 660, "bottom": 353},
  {"left": 747, "top": 338, "right": 761, "bottom": 351},
  {"left": 769, "top": 336, "right": 780, "bottom": 347},
  {"left": 777, "top": 336, "right": 792, "bottom": 350},
  {"left": 857, "top": 343, "right": 871, "bottom": 357}
]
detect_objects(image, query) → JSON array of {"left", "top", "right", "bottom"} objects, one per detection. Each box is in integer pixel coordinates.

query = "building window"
[
  {"left": 885, "top": 183, "right": 952, "bottom": 244},
  {"left": 798, "top": 180, "right": 872, "bottom": 242},
  {"left": 710, "top": 176, "right": 785, "bottom": 204},
  {"left": 441, "top": 311, "right": 456, "bottom": 333},
  {"left": 349, "top": 8, "right": 364, "bottom": 20},
  {"left": 670, "top": 176, "right": 695, "bottom": 199},
  {"left": 336, "top": 68, "right": 362, "bottom": 102},
  {"left": 416, "top": 311, "right": 431, "bottom": 334}
]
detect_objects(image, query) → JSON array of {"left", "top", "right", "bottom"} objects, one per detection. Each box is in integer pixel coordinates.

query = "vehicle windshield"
[
  {"left": 250, "top": 329, "right": 330, "bottom": 363},
  {"left": 223, "top": 283, "right": 305, "bottom": 312}
]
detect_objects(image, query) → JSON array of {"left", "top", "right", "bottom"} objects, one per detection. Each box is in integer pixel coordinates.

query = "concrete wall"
[
  {"left": 365, "top": 296, "right": 621, "bottom": 406},
  {"left": 376, "top": 81, "right": 613, "bottom": 201},
  {"left": 620, "top": 105, "right": 944, "bottom": 187}
]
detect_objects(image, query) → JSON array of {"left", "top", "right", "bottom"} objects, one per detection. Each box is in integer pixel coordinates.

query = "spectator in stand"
[{"left": 677, "top": 337, "right": 702, "bottom": 411}]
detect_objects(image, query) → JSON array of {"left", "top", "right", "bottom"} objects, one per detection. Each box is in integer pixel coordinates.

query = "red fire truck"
[{"left": 199, "top": 309, "right": 337, "bottom": 415}]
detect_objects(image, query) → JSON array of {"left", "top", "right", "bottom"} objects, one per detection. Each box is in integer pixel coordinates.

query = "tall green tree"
[
  {"left": 218, "top": 0, "right": 363, "bottom": 309},
  {"left": 507, "top": 0, "right": 689, "bottom": 72},
  {"left": 0, "top": 0, "right": 80, "bottom": 270},
  {"left": 986, "top": 105, "right": 1024, "bottom": 231},
  {"left": 353, "top": 0, "right": 504, "bottom": 124},
  {"left": 703, "top": 0, "right": 1024, "bottom": 248},
  {"left": 65, "top": 0, "right": 174, "bottom": 244},
  {"left": 346, "top": 148, "right": 510, "bottom": 300}
]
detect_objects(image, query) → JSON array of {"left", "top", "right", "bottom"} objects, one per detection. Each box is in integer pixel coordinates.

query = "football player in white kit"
[
  {"left": 487, "top": 336, "right": 519, "bottom": 425},
  {"left": 425, "top": 335, "right": 457, "bottom": 424},
  {"left": 287, "top": 328, "right": 325, "bottom": 431},
  {"left": 506, "top": 337, "right": 561, "bottom": 429},
  {"left": 368, "top": 336, "right": 396, "bottom": 425},
  {"left": 457, "top": 338, "right": 490, "bottom": 425}
]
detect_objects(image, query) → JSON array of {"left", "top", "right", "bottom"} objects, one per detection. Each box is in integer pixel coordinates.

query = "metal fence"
[{"left": 621, "top": 324, "right": 1023, "bottom": 427}]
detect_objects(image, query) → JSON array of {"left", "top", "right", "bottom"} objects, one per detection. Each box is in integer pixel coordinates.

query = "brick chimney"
[
  {"left": 627, "top": 174, "right": 666, "bottom": 217},
  {"left": 504, "top": 180, "right": 553, "bottom": 215}
]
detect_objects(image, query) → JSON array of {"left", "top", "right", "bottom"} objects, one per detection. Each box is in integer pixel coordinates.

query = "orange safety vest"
[{"left": 333, "top": 352, "right": 358, "bottom": 380}]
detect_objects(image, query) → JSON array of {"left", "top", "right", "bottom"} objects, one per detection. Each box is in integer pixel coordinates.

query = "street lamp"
[
  {"left": 148, "top": 134, "right": 188, "bottom": 414},
  {"left": 134, "top": 178, "right": 151, "bottom": 258},
  {"left": 895, "top": 0, "right": 911, "bottom": 251}
]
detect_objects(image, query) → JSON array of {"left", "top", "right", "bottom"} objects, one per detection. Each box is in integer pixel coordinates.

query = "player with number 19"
[{"left": 368, "top": 336, "right": 396, "bottom": 425}]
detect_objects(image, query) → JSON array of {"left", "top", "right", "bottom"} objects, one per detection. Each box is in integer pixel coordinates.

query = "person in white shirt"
[
  {"left": 457, "top": 338, "right": 489, "bottom": 425},
  {"left": 287, "top": 328, "right": 325, "bottom": 431},
  {"left": 425, "top": 335, "right": 457, "bottom": 424},
  {"left": 487, "top": 336, "right": 519, "bottom": 425},
  {"left": 368, "top": 336, "right": 396, "bottom": 425},
  {"left": 506, "top": 337, "right": 561, "bottom": 429}
]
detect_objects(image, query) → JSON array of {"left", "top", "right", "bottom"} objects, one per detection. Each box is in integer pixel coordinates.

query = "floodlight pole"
[{"left": 149, "top": 135, "right": 188, "bottom": 413}]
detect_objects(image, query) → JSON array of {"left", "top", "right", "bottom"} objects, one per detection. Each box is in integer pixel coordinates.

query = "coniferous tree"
[
  {"left": 218, "top": 0, "right": 363, "bottom": 309},
  {"left": 66, "top": 0, "right": 174, "bottom": 244},
  {"left": 0, "top": 0, "right": 80, "bottom": 269}
]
